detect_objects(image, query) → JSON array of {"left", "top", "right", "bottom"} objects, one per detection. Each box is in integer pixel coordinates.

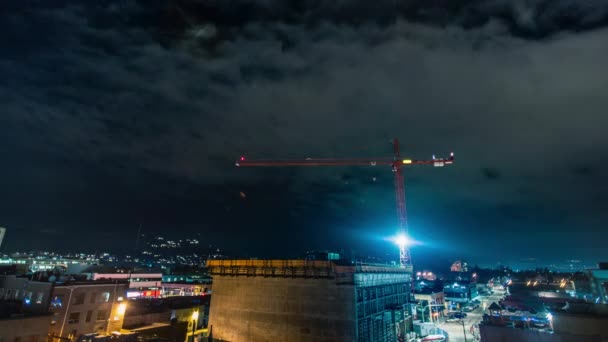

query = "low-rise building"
[
  {"left": 479, "top": 302, "right": 608, "bottom": 342},
  {"left": 80, "top": 267, "right": 163, "bottom": 299},
  {"left": 122, "top": 295, "right": 209, "bottom": 342},
  {"left": 0, "top": 314, "right": 53, "bottom": 342},
  {"left": 0, "top": 275, "right": 53, "bottom": 314},
  {"left": 444, "top": 282, "right": 478, "bottom": 308},
  {"left": 414, "top": 290, "right": 445, "bottom": 323},
  {"left": 48, "top": 280, "right": 129, "bottom": 341},
  {"left": 572, "top": 263, "right": 608, "bottom": 303}
]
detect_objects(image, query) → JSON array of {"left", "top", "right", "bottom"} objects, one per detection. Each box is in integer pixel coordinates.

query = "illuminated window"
[
  {"left": 36, "top": 292, "right": 44, "bottom": 304},
  {"left": 51, "top": 295, "right": 63, "bottom": 308},
  {"left": 101, "top": 292, "right": 110, "bottom": 303}
]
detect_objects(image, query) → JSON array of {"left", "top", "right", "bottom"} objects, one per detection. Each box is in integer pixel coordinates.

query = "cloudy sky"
[{"left": 1, "top": 0, "right": 607, "bottom": 265}]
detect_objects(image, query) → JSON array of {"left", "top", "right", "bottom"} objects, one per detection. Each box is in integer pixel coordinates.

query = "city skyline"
[{"left": 2, "top": 1, "right": 607, "bottom": 263}]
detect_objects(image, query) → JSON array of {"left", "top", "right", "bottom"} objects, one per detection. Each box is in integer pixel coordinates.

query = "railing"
[{"left": 206, "top": 260, "right": 413, "bottom": 282}]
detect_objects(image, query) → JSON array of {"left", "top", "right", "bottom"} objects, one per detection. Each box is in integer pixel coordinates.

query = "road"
[{"left": 434, "top": 289, "right": 505, "bottom": 342}]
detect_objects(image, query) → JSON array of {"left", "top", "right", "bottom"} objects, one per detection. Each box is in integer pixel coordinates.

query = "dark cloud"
[
  {"left": 157, "top": 0, "right": 608, "bottom": 39},
  {"left": 1, "top": 0, "right": 607, "bottom": 263},
  {"left": 481, "top": 167, "right": 502, "bottom": 181}
]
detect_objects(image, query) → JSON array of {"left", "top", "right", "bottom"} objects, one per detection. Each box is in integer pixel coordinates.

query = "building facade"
[
  {"left": 48, "top": 281, "right": 129, "bottom": 341},
  {"left": 0, "top": 275, "right": 54, "bottom": 314},
  {"left": 207, "top": 259, "right": 413, "bottom": 342},
  {"left": 83, "top": 272, "right": 162, "bottom": 299},
  {"left": 443, "top": 282, "right": 478, "bottom": 308},
  {"left": 0, "top": 314, "right": 53, "bottom": 342},
  {"left": 573, "top": 264, "right": 608, "bottom": 304},
  {"left": 414, "top": 291, "right": 445, "bottom": 322}
]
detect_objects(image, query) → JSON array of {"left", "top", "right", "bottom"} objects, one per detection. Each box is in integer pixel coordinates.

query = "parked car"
[
  {"left": 448, "top": 312, "right": 467, "bottom": 319},
  {"left": 446, "top": 317, "right": 463, "bottom": 323}
]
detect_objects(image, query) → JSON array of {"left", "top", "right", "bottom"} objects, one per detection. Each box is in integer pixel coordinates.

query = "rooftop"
[
  {"left": 206, "top": 259, "right": 412, "bottom": 282},
  {"left": 555, "top": 303, "right": 608, "bottom": 317}
]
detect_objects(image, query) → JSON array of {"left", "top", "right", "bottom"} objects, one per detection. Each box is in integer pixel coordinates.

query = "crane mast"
[
  {"left": 391, "top": 138, "right": 409, "bottom": 266},
  {"left": 235, "top": 138, "right": 454, "bottom": 268}
]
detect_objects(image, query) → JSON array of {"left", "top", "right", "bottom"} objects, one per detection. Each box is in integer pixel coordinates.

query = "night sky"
[{"left": 1, "top": 0, "right": 607, "bottom": 265}]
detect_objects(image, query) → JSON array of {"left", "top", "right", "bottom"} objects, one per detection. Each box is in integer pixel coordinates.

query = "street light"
[
  {"left": 116, "top": 303, "right": 127, "bottom": 316},
  {"left": 191, "top": 311, "right": 199, "bottom": 342}
]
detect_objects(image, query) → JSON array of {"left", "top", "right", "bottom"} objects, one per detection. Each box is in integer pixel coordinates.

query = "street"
[{"left": 434, "top": 289, "right": 505, "bottom": 342}]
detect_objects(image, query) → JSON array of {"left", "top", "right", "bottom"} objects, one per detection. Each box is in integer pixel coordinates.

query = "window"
[
  {"left": 85, "top": 310, "right": 92, "bottom": 323},
  {"left": 90, "top": 292, "right": 97, "bottom": 303},
  {"left": 51, "top": 295, "right": 63, "bottom": 308},
  {"left": 101, "top": 292, "right": 110, "bottom": 303},
  {"left": 73, "top": 293, "right": 85, "bottom": 305},
  {"left": 96, "top": 310, "right": 108, "bottom": 321},
  {"left": 35, "top": 292, "right": 44, "bottom": 304},
  {"left": 68, "top": 312, "right": 80, "bottom": 324}
]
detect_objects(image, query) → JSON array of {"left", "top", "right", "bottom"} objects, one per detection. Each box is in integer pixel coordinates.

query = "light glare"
[{"left": 394, "top": 234, "right": 409, "bottom": 247}]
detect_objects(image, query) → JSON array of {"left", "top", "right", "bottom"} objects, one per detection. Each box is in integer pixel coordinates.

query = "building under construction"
[{"left": 207, "top": 259, "right": 413, "bottom": 342}]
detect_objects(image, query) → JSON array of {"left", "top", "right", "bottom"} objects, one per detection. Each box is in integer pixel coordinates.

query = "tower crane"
[{"left": 235, "top": 138, "right": 454, "bottom": 268}]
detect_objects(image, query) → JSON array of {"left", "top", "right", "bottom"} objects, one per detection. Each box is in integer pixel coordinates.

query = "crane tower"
[{"left": 235, "top": 138, "right": 454, "bottom": 267}]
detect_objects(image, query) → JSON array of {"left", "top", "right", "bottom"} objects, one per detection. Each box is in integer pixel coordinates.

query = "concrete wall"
[
  {"left": 554, "top": 313, "right": 608, "bottom": 340},
  {"left": 123, "top": 311, "right": 171, "bottom": 329},
  {"left": 0, "top": 314, "right": 52, "bottom": 342},
  {"left": 208, "top": 276, "right": 356, "bottom": 342}
]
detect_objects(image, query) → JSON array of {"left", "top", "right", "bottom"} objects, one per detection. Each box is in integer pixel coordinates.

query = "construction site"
[
  {"left": 207, "top": 259, "right": 414, "bottom": 342},
  {"left": 202, "top": 139, "right": 454, "bottom": 342}
]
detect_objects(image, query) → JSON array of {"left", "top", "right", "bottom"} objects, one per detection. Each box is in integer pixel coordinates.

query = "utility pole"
[{"left": 461, "top": 307, "right": 468, "bottom": 342}]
